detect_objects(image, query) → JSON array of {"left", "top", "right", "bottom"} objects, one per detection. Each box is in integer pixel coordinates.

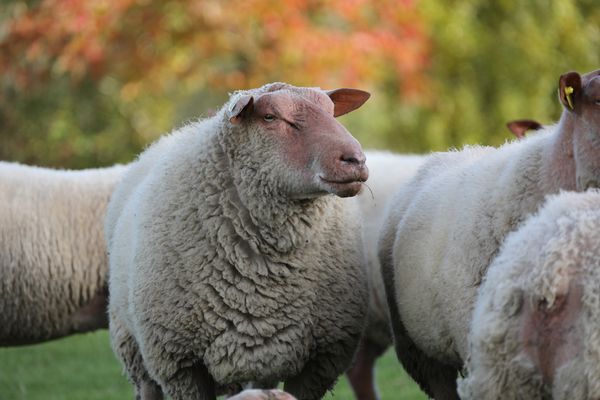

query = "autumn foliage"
[
  {"left": 1, "top": 0, "right": 429, "bottom": 97},
  {"left": 0, "top": 0, "right": 599, "bottom": 168}
]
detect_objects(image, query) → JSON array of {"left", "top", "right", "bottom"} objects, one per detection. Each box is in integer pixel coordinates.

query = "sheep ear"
[
  {"left": 327, "top": 88, "right": 371, "bottom": 117},
  {"left": 559, "top": 71, "right": 582, "bottom": 112},
  {"left": 506, "top": 119, "right": 543, "bottom": 139},
  {"left": 228, "top": 95, "right": 254, "bottom": 124}
]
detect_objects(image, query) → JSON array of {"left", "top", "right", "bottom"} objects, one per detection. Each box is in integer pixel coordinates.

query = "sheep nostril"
[
  {"left": 341, "top": 155, "right": 359, "bottom": 165},
  {"left": 340, "top": 152, "right": 366, "bottom": 167}
]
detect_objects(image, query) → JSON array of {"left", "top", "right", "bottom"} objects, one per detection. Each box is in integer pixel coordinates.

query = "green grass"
[{"left": 0, "top": 331, "right": 427, "bottom": 399}]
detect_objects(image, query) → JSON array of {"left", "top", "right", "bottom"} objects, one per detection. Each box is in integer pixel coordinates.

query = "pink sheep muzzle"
[{"left": 318, "top": 155, "right": 369, "bottom": 197}]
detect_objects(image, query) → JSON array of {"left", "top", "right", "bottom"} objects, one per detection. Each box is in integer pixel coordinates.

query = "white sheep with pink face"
[
  {"left": 105, "top": 82, "right": 371, "bottom": 400},
  {"left": 459, "top": 190, "right": 600, "bottom": 400},
  {"left": 378, "top": 68, "right": 600, "bottom": 399}
]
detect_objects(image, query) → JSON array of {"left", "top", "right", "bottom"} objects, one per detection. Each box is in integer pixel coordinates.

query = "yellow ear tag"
[{"left": 564, "top": 86, "right": 574, "bottom": 109}]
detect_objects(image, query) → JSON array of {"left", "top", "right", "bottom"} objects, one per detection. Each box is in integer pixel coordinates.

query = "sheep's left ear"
[
  {"left": 559, "top": 71, "right": 582, "bottom": 112},
  {"left": 327, "top": 88, "right": 371, "bottom": 117},
  {"left": 228, "top": 95, "right": 254, "bottom": 124}
]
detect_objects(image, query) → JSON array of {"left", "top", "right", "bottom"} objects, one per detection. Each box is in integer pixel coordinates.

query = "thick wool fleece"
[
  {"left": 357, "top": 151, "right": 425, "bottom": 350},
  {"left": 106, "top": 85, "right": 368, "bottom": 400},
  {"left": 459, "top": 190, "right": 600, "bottom": 400},
  {"left": 0, "top": 162, "right": 126, "bottom": 345},
  {"left": 379, "top": 124, "right": 580, "bottom": 395}
]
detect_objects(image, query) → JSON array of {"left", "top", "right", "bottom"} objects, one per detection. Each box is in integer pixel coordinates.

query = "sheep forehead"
[
  {"left": 583, "top": 75, "right": 600, "bottom": 98},
  {"left": 582, "top": 68, "right": 600, "bottom": 86},
  {"left": 249, "top": 82, "right": 334, "bottom": 114},
  {"left": 260, "top": 89, "right": 333, "bottom": 115}
]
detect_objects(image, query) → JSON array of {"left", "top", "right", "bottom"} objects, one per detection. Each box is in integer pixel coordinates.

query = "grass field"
[{"left": 0, "top": 331, "right": 427, "bottom": 400}]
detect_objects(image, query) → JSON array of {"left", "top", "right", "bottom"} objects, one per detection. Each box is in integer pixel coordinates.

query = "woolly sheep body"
[
  {"left": 379, "top": 126, "right": 573, "bottom": 398},
  {"left": 106, "top": 84, "right": 370, "bottom": 400},
  {"left": 0, "top": 161, "right": 126, "bottom": 345},
  {"left": 459, "top": 190, "right": 600, "bottom": 399}
]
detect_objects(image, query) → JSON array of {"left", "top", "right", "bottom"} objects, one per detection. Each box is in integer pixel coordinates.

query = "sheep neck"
[
  {"left": 540, "top": 114, "right": 577, "bottom": 193},
  {"left": 228, "top": 176, "right": 328, "bottom": 256},
  {"left": 215, "top": 130, "right": 328, "bottom": 256}
]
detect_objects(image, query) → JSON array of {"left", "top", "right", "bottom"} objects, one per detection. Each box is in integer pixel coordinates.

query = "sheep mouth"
[{"left": 319, "top": 176, "right": 365, "bottom": 197}]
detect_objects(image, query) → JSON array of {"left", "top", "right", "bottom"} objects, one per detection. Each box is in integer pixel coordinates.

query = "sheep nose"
[{"left": 340, "top": 150, "right": 366, "bottom": 168}]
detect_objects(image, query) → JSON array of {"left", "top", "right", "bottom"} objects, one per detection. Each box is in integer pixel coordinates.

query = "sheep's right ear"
[
  {"left": 228, "top": 95, "right": 254, "bottom": 124},
  {"left": 506, "top": 119, "right": 543, "bottom": 139},
  {"left": 559, "top": 71, "right": 582, "bottom": 112},
  {"left": 327, "top": 88, "right": 371, "bottom": 117}
]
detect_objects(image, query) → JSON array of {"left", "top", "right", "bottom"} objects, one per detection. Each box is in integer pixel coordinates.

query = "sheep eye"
[{"left": 263, "top": 114, "right": 276, "bottom": 122}]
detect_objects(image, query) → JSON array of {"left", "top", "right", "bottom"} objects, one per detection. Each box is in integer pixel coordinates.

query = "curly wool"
[
  {"left": 459, "top": 190, "right": 600, "bottom": 400},
  {"left": 0, "top": 162, "right": 126, "bottom": 345},
  {"left": 106, "top": 84, "right": 368, "bottom": 399}
]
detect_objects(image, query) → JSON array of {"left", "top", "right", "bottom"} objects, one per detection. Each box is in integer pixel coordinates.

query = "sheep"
[
  {"left": 458, "top": 190, "right": 600, "bottom": 400},
  {"left": 346, "top": 151, "right": 425, "bottom": 400},
  {"left": 378, "top": 68, "right": 600, "bottom": 399},
  {"left": 105, "top": 82, "right": 372, "bottom": 400},
  {"left": 0, "top": 162, "right": 126, "bottom": 346}
]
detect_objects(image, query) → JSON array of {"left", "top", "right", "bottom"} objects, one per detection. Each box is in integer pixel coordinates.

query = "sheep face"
[
  {"left": 559, "top": 69, "right": 600, "bottom": 190},
  {"left": 225, "top": 84, "right": 370, "bottom": 199}
]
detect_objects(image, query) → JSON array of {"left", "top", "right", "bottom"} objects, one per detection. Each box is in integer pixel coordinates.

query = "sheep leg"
[
  {"left": 283, "top": 358, "right": 336, "bottom": 400},
  {"left": 345, "top": 337, "right": 386, "bottom": 400},
  {"left": 137, "top": 381, "right": 164, "bottom": 400},
  {"left": 130, "top": 323, "right": 217, "bottom": 400},
  {"left": 161, "top": 360, "right": 216, "bottom": 400},
  {"left": 284, "top": 335, "right": 360, "bottom": 400},
  {"left": 110, "top": 316, "right": 164, "bottom": 400}
]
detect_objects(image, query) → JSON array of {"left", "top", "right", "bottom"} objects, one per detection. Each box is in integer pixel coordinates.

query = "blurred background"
[
  {"left": 0, "top": 0, "right": 599, "bottom": 399},
  {"left": 2, "top": 0, "right": 599, "bottom": 169}
]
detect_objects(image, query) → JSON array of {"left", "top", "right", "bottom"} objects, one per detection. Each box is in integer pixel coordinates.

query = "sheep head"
[
  {"left": 223, "top": 83, "right": 370, "bottom": 200},
  {"left": 559, "top": 69, "right": 600, "bottom": 190}
]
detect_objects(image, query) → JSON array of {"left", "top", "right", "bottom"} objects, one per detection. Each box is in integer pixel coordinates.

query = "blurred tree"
[
  {"left": 396, "top": 0, "right": 600, "bottom": 152},
  {"left": 0, "top": 0, "right": 598, "bottom": 168},
  {"left": 0, "top": 0, "right": 428, "bottom": 167}
]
